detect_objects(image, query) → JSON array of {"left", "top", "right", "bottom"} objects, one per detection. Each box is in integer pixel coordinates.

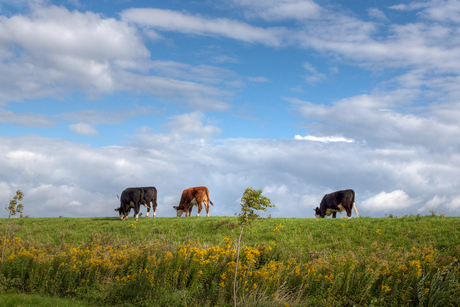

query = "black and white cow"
[
  {"left": 141, "top": 187, "right": 158, "bottom": 218},
  {"left": 314, "top": 189, "right": 359, "bottom": 218},
  {"left": 116, "top": 187, "right": 158, "bottom": 220},
  {"left": 116, "top": 187, "right": 144, "bottom": 221}
]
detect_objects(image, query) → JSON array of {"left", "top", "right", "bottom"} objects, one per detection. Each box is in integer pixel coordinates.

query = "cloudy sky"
[{"left": 1, "top": 0, "right": 460, "bottom": 218}]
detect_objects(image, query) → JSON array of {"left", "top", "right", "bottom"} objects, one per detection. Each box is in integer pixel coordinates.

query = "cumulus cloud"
[
  {"left": 361, "top": 190, "right": 418, "bottom": 213},
  {"left": 289, "top": 94, "right": 460, "bottom": 151},
  {"left": 0, "top": 4, "right": 148, "bottom": 98},
  {"left": 368, "top": 8, "right": 388, "bottom": 21},
  {"left": 162, "top": 111, "right": 222, "bottom": 139},
  {"left": 69, "top": 123, "right": 99, "bottom": 135},
  {"left": 0, "top": 4, "right": 234, "bottom": 110},
  {"left": 1, "top": 133, "right": 459, "bottom": 218}
]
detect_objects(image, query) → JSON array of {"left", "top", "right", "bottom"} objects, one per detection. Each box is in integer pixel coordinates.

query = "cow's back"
[
  {"left": 339, "top": 189, "right": 354, "bottom": 204},
  {"left": 121, "top": 187, "right": 143, "bottom": 204},
  {"left": 142, "top": 187, "right": 157, "bottom": 202}
]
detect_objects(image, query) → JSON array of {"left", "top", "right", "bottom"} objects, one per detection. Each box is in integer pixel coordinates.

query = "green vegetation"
[
  {"left": 0, "top": 293, "right": 91, "bottom": 307},
  {"left": 0, "top": 214, "right": 459, "bottom": 306},
  {"left": 2, "top": 191, "right": 24, "bottom": 262},
  {"left": 234, "top": 188, "right": 274, "bottom": 306}
]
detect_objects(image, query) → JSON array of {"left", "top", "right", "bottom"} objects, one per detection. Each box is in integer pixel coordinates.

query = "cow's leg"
[
  {"left": 186, "top": 205, "right": 191, "bottom": 217},
  {"left": 205, "top": 199, "right": 210, "bottom": 217},
  {"left": 203, "top": 196, "right": 210, "bottom": 217},
  {"left": 346, "top": 208, "right": 352, "bottom": 217},
  {"left": 196, "top": 197, "right": 204, "bottom": 217},
  {"left": 332, "top": 211, "right": 337, "bottom": 218},
  {"left": 146, "top": 202, "right": 150, "bottom": 218},
  {"left": 134, "top": 204, "right": 140, "bottom": 221},
  {"left": 120, "top": 203, "right": 126, "bottom": 220},
  {"left": 122, "top": 204, "right": 128, "bottom": 220},
  {"left": 320, "top": 208, "right": 326, "bottom": 218}
]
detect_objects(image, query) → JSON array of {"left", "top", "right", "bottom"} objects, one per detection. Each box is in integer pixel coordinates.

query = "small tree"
[
  {"left": 2, "top": 190, "right": 24, "bottom": 262},
  {"left": 233, "top": 188, "right": 274, "bottom": 307}
]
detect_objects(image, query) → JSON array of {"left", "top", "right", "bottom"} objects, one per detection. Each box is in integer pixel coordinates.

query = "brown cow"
[{"left": 173, "top": 186, "right": 214, "bottom": 217}]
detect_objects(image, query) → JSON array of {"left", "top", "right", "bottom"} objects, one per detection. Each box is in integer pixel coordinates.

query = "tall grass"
[{"left": 0, "top": 214, "right": 459, "bottom": 306}]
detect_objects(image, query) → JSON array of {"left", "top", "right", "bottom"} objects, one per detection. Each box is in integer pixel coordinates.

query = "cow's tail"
[
  {"left": 353, "top": 202, "right": 359, "bottom": 217},
  {"left": 351, "top": 190, "right": 359, "bottom": 217},
  {"left": 206, "top": 188, "right": 214, "bottom": 206}
]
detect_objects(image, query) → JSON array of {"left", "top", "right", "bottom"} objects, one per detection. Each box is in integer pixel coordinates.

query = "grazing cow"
[
  {"left": 117, "top": 187, "right": 144, "bottom": 221},
  {"left": 141, "top": 187, "right": 158, "bottom": 218},
  {"left": 115, "top": 187, "right": 158, "bottom": 219},
  {"left": 314, "top": 189, "right": 359, "bottom": 218},
  {"left": 173, "top": 186, "right": 214, "bottom": 217}
]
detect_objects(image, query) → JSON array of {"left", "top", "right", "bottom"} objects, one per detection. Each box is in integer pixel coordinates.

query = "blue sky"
[{"left": 1, "top": 0, "right": 460, "bottom": 218}]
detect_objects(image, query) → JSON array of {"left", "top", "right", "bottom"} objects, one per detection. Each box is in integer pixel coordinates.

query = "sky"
[{"left": 1, "top": 0, "right": 460, "bottom": 219}]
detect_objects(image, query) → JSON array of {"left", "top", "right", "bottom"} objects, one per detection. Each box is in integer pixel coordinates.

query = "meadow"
[{"left": 0, "top": 213, "right": 459, "bottom": 306}]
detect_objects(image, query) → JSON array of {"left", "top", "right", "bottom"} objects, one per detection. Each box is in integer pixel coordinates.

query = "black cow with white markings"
[
  {"left": 140, "top": 187, "right": 158, "bottom": 218},
  {"left": 314, "top": 189, "right": 359, "bottom": 218},
  {"left": 115, "top": 187, "right": 158, "bottom": 220},
  {"left": 116, "top": 187, "right": 144, "bottom": 221}
]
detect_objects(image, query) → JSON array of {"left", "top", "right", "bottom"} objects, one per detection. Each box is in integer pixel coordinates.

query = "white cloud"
[
  {"left": 302, "top": 62, "right": 326, "bottom": 84},
  {"left": 294, "top": 135, "right": 354, "bottom": 143},
  {"left": 162, "top": 111, "right": 222, "bottom": 139},
  {"left": 362, "top": 190, "right": 417, "bottom": 212},
  {"left": 69, "top": 123, "right": 99, "bottom": 135},
  {"left": 147, "top": 61, "right": 241, "bottom": 86},
  {"left": 1, "top": 133, "right": 459, "bottom": 218},
  {"left": 0, "top": 109, "right": 55, "bottom": 127},
  {"left": 420, "top": 195, "right": 448, "bottom": 212},
  {"left": 0, "top": 4, "right": 233, "bottom": 110},
  {"left": 0, "top": 4, "right": 146, "bottom": 101},
  {"left": 290, "top": 93, "right": 460, "bottom": 150},
  {"left": 390, "top": 0, "right": 460, "bottom": 24},
  {"left": 368, "top": 8, "right": 388, "bottom": 21},
  {"left": 233, "top": 0, "right": 322, "bottom": 21},
  {"left": 59, "top": 107, "right": 158, "bottom": 125},
  {"left": 121, "top": 8, "right": 285, "bottom": 46}
]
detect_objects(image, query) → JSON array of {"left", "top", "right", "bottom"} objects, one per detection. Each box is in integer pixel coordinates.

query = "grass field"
[{"left": 0, "top": 214, "right": 459, "bottom": 306}]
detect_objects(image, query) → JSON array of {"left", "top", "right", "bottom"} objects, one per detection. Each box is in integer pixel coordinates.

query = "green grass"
[
  {"left": 3, "top": 215, "right": 459, "bottom": 256},
  {"left": 0, "top": 214, "right": 459, "bottom": 306},
  {"left": 0, "top": 293, "right": 92, "bottom": 306}
]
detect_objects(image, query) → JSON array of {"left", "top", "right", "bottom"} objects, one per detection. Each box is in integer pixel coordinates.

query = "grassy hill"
[{"left": 0, "top": 214, "right": 459, "bottom": 306}]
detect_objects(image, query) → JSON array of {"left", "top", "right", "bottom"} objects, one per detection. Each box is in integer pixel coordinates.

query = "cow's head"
[
  {"left": 173, "top": 206, "right": 184, "bottom": 217},
  {"left": 115, "top": 207, "right": 130, "bottom": 220},
  {"left": 115, "top": 207, "right": 123, "bottom": 218},
  {"left": 314, "top": 207, "right": 322, "bottom": 218}
]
